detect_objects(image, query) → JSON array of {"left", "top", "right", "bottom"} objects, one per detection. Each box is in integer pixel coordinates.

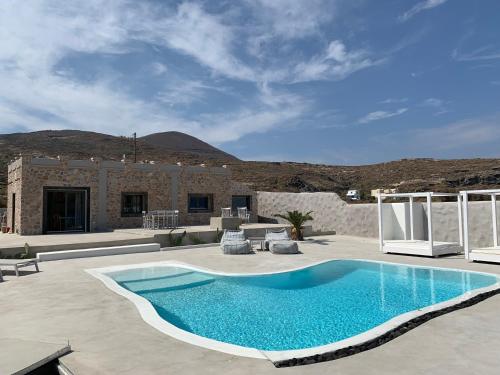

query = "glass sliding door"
[{"left": 44, "top": 188, "right": 89, "bottom": 233}]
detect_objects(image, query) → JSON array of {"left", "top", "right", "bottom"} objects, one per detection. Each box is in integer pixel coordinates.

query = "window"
[
  {"left": 232, "top": 195, "right": 252, "bottom": 211},
  {"left": 188, "top": 194, "right": 213, "bottom": 213},
  {"left": 121, "top": 193, "right": 148, "bottom": 217}
]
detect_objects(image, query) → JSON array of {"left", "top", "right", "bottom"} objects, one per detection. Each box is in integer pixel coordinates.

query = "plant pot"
[{"left": 1, "top": 227, "right": 7, "bottom": 234}]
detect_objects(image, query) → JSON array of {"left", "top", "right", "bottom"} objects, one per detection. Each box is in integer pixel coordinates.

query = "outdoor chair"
[
  {"left": 220, "top": 229, "right": 251, "bottom": 254},
  {"left": 237, "top": 207, "right": 251, "bottom": 223},
  {"left": 221, "top": 208, "right": 232, "bottom": 218},
  {"left": 265, "top": 229, "right": 299, "bottom": 254}
]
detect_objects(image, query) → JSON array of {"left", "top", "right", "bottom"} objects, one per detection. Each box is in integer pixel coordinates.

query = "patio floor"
[{"left": 1, "top": 235, "right": 500, "bottom": 374}]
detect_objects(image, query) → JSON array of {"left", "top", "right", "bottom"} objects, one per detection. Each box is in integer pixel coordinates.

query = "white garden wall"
[{"left": 257, "top": 191, "right": 499, "bottom": 248}]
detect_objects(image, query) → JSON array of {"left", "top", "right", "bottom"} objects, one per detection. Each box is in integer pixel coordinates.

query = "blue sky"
[{"left": 0, "top": 0, "right": 499, "bottom": 164}]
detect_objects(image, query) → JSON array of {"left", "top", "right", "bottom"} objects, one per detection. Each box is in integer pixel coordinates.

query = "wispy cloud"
[
  {"left": 358, "top": 108, "right": 408, "bottom": 124},
  {"left": 380, "top": 98, "right": 408, "bottom": 104},
  {"left": 412, "top": 116, "right": 500, "bottom": 150},
  {"left": 452, "top": 45, "right": 500, "bottom": 62},
  {"left": 399, "top": 0, "right": 448, "bottom": 22},
  {"left": 420, "top": 97, "right": 451, "bottom": 116},
  {"left": 151, "top": 62, "right": 168, "bottom": 76},
  {"left": 293, "top": 40, "right": 380, "bottom": 82}
]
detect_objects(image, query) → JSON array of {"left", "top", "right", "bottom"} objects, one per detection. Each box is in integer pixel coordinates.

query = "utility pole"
[{"left": 133, "top": 132, "right": 137, "bottom": 163}]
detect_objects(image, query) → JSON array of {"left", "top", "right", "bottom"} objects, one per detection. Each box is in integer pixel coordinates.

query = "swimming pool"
[{"left": 88, "top": 260, "right": 499, "bottom": 362}]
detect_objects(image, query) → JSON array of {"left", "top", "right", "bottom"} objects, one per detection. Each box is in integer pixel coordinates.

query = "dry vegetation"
[{"left": 1, "top": 130, "right": 499, "bottom": 206}]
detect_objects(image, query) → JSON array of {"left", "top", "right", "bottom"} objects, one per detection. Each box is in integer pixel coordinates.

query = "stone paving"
[{"left": 1, "top": 235, "right": 500, "bottom": 374}]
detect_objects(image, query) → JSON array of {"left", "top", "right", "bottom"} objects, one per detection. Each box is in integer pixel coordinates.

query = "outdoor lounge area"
[
  {"left": 377, "top": 192, "right": 463, "bottom": 257},
  {"left": 462, "top": 189, "right": 500, "bottom": 263}
]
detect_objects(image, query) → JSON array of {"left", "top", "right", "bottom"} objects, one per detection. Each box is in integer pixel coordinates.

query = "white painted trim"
[
  {"left": 377, "top": 194, "right": 384, "bottom": 252},
  {"left": 427, "top": 193, "right": 433, "bottom": 253},
  {"left": 492, "top": 194, "right": 498, "bottom": 248},
  {"left": 457, "top": 194, "right": 464, "bottom": 247},
  {"left": 409, "top": 196, "right": 414, "bottom": 241},
  {"left": 86, "top": 259, "right": 500, "bottom": 362},
  {"left": 463, "top": 192, "right": 470, "bottom": 260}
]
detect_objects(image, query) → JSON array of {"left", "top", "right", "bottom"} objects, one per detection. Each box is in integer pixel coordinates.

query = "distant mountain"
[
  {"left": 140, "top": 131, "right": 238, "bottom": 162},
  {"left": 0, "top": 130, "right": 237, "bottom": 206},
  {"left": 0, "top": 130, "right": 499, "bottom": 207}
]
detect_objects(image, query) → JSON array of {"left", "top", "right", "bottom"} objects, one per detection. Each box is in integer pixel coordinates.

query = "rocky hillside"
[{"left": 0, "top": 130, "right": 499, "bottom": 206}]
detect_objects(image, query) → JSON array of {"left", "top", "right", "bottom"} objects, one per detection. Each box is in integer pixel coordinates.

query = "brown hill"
[
  {"left": 140, "top": 131, "right": 238, "bottom": 161},
  {"left": 0, "top": 130, "right": 499, "bottom": 206}
]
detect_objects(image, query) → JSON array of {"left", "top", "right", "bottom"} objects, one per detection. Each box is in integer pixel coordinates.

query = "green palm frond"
[{"left": 273, "top": 210, "right": 313, "bottom": 240}]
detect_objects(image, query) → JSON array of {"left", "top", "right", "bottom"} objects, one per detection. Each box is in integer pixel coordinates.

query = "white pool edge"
[{"left": 85, "top": 259, "right": 500, "bottom": 363}]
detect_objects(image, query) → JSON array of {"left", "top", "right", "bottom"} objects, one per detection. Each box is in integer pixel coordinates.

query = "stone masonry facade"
[{"left": 6, "top": 156, "right": 257, "bottom": 235}]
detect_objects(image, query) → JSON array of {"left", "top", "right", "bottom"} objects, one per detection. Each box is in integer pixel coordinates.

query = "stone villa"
[{"left": 6, "top": 156, "right": 256, "bottom": 235}]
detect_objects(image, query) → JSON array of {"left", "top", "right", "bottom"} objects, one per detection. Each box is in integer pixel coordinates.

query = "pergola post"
[
  {"left": 377, "top": 194, "right": 384, "bottom": 252},
  {"left": 427, "top": 193, "right": 433, "bottom": 253},
  {"left": 463, "top": 192, "right": 470, "bottom": 260},
  {"left": 457, "top": 194, "right": 463, "bottom": 247},
  {"left": 492, "top": 194, "right": 498, "bottom": 248},
  {"left": 409, "top": 196, "right": 414, "bottom": 240}
]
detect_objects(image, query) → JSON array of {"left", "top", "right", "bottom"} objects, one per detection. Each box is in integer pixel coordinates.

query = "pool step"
[
  {"left": 37, "top": 243, "right": 161, "bottom": 261},
  {"left": 122, "top": 272, "right": 215, "bottom": 293}
]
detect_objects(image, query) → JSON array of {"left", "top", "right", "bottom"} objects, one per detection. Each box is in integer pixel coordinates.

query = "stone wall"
[
  {"left": 257, "top": 191, "right": 500, "bottom": 248},
  {"left": 7, "top": 156, "right": 252, "bottom": 235},
  {"left": 178, "top": 167, "right": 232, "bottom": 226},
  {"left": 6, "top": 158, "right": 23, "bottom": 232}
]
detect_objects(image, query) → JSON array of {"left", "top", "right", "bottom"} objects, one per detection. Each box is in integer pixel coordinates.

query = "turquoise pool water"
[{"left": 108, "top": 260, "right": 497, "bottom": 351}]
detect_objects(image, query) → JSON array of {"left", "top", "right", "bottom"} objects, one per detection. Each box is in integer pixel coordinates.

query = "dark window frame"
[
  {"left": 188, "top": 193, "right": 214, "bottom": 213},
  {"left": 42, "top": 187, "right": 91, "bottom": 234},
  {"left": 121, "top": 192, "right": 148, "bottom": 217},
  {"left": 231, "top": 195, "right": 252, "bottom": 211}
]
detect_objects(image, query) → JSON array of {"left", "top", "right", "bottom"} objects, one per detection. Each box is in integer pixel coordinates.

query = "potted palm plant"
[{"left": 274, "top": 210, "right": 313, "bottom": 241}]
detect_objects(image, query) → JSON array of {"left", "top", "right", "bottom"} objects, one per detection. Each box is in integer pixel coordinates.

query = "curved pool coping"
[{"left": 86, "top": 259, "right": 500, "bottom": 365}]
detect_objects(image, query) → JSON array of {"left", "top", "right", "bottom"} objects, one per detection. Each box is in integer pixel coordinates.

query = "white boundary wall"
[{"left": 257, "top": 191, "right": 500, "bottom": 248}]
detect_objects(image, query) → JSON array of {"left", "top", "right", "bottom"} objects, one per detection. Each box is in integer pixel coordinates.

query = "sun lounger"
[
  {"left": 220, "top": 230, "right": 251, "bottom": 254},
  {"left": 0, "top": 259, "right": 39, "bottom": 277},
  {"left": 265, "top": 229, "right": 299, "bottom": 254}
]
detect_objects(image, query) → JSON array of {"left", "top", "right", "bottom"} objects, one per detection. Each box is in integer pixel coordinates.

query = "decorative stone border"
[
  {"left": 272, "top": 287, "right": 500, "bottom": 367},
  {"left": 86, "top": 259, "right": 500, "bottom": 367}
]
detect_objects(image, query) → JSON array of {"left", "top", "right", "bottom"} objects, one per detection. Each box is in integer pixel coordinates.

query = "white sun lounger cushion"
[{"left": 269, "top": 240, "right": 299, "bottom": 254}]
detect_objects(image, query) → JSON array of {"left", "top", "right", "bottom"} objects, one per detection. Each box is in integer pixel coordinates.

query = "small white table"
[{"left": 248, "top": 237, "right": 266, "bottom": 251}]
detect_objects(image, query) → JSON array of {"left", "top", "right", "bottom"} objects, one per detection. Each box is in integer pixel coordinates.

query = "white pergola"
[
  {"left": 461, "top": 189, "right": 500, "bottom": 263},
  {"left": 377, "top": 192, "right": 463, "bottom": 257}
]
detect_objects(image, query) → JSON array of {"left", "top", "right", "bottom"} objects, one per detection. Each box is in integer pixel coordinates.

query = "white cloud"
[
  {"left": 358, "top": 108, "right": 408, "bottom": 124},
  {"left": 0, "top": 0, "right": 378, "bottom": 146},
  {"left": 412, "top": 116, "right": 500, "bottom": 150},
  {"left": 399, "top": 0, "right": 447, "bottom": 22},
  {"left": 157, "top": 80, "right": 218, "bottom": 106},
  {"left": 151, "top": 62, "right": 167, "bottom": 76},
  {"left": 248, "top": 0, "right": 335, "bottom": 39},
  {"left": 452, "top": 45, "right": 500, "bottom": 62},
  {"left": 421, "top": 98, "right": 444, "bottom": 107},
  {"left": 380, "top": 98, "right": 408, "bottom": 104},
  {"left": 420, "top": 97, "right": 451, "bottom": 116},
  {"left": 293, "top": 40, "right": 379, "bottom": 82}
]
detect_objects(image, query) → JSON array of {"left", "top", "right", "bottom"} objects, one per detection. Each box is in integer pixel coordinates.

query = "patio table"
[{"left": 248, "top": 237, "right": 266, "bottom": 251}]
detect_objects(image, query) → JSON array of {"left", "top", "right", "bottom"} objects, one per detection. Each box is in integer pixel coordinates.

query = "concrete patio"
[
  {"left": 0, "top": 223, "right": 296, "bottom": 257},
  {"left": 1, "top": 235, "right": 500, "bottom": 374}
]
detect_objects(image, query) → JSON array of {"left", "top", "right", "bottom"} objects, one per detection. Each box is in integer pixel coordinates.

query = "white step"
[{"left": 37, "top": 243, "right": 160, "bottom": 261}]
